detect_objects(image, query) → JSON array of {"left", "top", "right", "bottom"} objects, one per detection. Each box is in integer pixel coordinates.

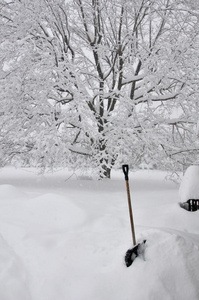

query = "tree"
[{"left": 0, "top": 0, "right": 199, "bottom": 178}]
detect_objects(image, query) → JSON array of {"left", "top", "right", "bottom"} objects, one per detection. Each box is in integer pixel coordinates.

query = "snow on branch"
[
  {"left": 134, "top": 91, "right": 179, "bottom": 104},
  {"left": 69, "top": 145, "right": 92, "bottom": 156},
  {"left": 121, "top": 74, "right": 144, "bottom": 85}
]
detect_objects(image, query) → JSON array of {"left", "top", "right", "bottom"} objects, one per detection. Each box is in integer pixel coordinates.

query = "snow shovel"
[{"left": 122, "top": 165, "right": 146, "bottom": 267}]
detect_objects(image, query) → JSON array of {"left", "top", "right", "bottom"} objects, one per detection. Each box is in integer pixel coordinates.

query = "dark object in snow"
[
  {"left": 179, "top": 166, "right": 199, "bottom": 211},
  {"left": 125, "top": 240, "right": 146, "bottom": 267},
  {"left": 180, "top": 199, "right": 199, "bottom": 212},
  {"left": 122, "top": 165, "right": 146, "bottom": 267}
]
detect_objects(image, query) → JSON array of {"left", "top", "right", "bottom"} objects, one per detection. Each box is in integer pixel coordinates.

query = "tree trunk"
[{"left": 100, "top": 163, "right": 111, "bottom": 179}]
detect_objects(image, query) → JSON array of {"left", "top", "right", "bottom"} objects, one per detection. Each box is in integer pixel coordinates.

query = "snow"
[
  {"left": 0, "top": 167, "right": 199, "bottom": 300},
  {"left": 179, "top": 165, "right": 199, "bottom": 202}
]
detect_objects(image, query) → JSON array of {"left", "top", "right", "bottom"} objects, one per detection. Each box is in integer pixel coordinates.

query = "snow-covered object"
[{"left": 179, "top": 165, "right": 199, "bottom": 202}]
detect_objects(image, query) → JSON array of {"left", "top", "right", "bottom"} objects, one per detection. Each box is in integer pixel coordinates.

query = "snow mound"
[
  {"left": 118, "top": 230, "right": 199, "bottom": 300},
  {"left": 179, "top": 165, "right": 199, "bottom": 202},
  {"left": 75, "top": 230, "right": 199, "bottom": 300},
  {"left": 0, "top": 234, "right": 31, "bottom": 300},
  {"left": 0, "top": 184, "right": 26, "bottom": 200},
  {"left": 21, "top": 193, "right": 87, "bottom": 231}
]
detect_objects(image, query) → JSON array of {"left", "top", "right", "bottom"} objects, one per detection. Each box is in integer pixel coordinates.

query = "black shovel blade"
[{"left": 125, "top": 240, "right": 146, "bottom": 267}]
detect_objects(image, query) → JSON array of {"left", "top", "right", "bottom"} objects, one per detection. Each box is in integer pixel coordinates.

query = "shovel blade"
[{"left": 125, "top": 240, "right": 146, "bottom": 267}]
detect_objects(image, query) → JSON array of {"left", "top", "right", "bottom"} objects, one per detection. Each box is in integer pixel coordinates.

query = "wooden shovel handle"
[{"left": 122, "top": 165, "right": 136, "bottom": 246}]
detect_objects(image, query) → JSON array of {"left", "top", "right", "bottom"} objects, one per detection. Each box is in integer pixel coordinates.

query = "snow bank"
[
  {"left": 63, "top": 229, "right": 199, "bottom": 300},
  {"left": 138, "top": 230, "right": 199, "bottom": 300},
  {"left": 0, "top": 184, "right": 27, "bottom": 199},
  {"left": 179, "top": 165, "right": 199, "bottom": 202},
  {"left": 102, "top": 230, "right": 199, "bottom": 300},
  {"left": 0, "top": 234, "right": 31, "bottom": 300},
  {"left": 21, "top": 193, "right": 87, "bottom": 231}
]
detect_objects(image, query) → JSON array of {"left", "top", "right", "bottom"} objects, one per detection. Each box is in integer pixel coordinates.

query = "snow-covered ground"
[{"left": 0, "top": 167, "right": 199, "bottom": 300}]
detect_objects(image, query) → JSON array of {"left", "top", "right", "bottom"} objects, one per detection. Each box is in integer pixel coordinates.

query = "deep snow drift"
[{"left": 0, "top": 167, "right": 199, "bottom": 300}]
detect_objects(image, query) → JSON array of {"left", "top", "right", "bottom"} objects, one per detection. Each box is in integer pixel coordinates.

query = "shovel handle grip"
[{"left": 122, "top": 164, "right": 129, "bottom": 181}]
